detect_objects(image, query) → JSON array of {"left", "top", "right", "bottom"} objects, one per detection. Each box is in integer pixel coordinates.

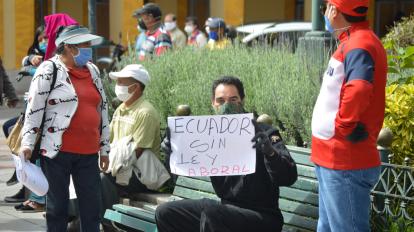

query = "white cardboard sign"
[{"left": 167, "top": 113, "right": 256, "bottom": 177}]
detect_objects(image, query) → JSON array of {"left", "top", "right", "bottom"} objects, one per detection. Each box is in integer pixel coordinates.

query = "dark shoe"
[
  {"left": 18, "top": 201, "right": 45, "bottom": 213},
  {"left": 67, "top": 217, "right": 81, "bottom": 232},
  {"left": 14, "top": 203, "right": 25, "bottom": 210},
  {"left": 6, "top": 171, "right": 18, "bottom": 186},
  {"left": 102, "top": 223, "right": 119, "bottom": 232},
  {"left": 4, "top": 187, "right": 25, "bottom": 203}
]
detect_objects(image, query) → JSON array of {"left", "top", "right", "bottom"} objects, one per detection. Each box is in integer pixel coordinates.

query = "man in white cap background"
[
  {"left": 100, "top": 64, "right": 169, "bottom": 231},
  {"left": 164, "top": 13, "right": 187, "bottom": 49},
  {"left": 20, "top": 24, "right": 110, "bottom": 231},
  {"left": 133, "top": 3, "right": 172, "bottom": 61}
]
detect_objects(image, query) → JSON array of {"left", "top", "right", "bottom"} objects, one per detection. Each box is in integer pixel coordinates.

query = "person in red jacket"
[{"left": 311, "top": 0, "right": 387, "bottom": 231}]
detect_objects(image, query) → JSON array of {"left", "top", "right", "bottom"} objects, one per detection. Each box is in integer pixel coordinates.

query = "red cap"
[{"left": 328, "top": 0, "right": 369, "bottom": 16}]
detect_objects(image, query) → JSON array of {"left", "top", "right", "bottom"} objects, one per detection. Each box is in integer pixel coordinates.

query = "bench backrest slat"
[{"left": 283, "top": 211, "right": 318, "bottom": 231}]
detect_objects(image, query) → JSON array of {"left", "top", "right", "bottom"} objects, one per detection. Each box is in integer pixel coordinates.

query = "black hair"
[
  {"left": 225, "top": 26, "right": 237, "bottom": 41},
  {"left": 186, "top": 16, "right": 199, "bottom": 28},
  {"left": 55, "top": 25, "right": 82, "bottom": 54},
  {"left": 212, "top": 76, "right": 245, "bottom": 100},
  {"left": 138, "top": 82, "right": 146, "bottom": 91},
  {"left": 27, "top": 25, "right": 45, "bottom": 56},
  {"left": 342, "top": 7, "right": 368, "bottom": 23}
]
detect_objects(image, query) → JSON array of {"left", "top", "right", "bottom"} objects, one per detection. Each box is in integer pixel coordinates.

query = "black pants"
[
  {"left": 100, "top": 172, "right": 148, "bottom": 225},
  {"left": 42, "top": 151, "right": 101, "bottom": 232},
  {"left": 155, "top": 198, "right": 283, "bottom": 232}
]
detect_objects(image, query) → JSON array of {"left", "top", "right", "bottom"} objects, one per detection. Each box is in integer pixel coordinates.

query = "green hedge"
[{"left": 104, "top": 46, "right": 324, "bottom": 146}]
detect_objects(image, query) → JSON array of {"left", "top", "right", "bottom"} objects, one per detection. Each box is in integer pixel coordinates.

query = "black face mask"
[{"left": 138, "top": 19, "right": 147, "bottom": 31}]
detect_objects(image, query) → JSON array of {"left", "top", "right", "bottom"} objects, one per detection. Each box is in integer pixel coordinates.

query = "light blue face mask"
[
  {"left": 324, "top": 15, "right": 334, "bottom": 33},
  {"left": 38, "top": 42, "right": 47, "bottom": 53},
  {"left": 73, "top": 47, "right": 92, "bottom": 67}
]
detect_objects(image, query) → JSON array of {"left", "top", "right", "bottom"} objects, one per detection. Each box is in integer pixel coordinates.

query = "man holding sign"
[{"left": 156, "top": 76, "right": 297, "bottom": 232}]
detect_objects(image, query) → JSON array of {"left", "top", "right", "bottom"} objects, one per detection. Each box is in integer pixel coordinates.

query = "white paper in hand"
[{"left": 12, "top": 154, "right": 49, "bottom": 196}]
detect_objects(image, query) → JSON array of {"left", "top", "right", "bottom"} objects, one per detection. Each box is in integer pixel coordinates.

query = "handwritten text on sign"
[{"left": 168, "top": 113, "right": 256, "bottom": 177}]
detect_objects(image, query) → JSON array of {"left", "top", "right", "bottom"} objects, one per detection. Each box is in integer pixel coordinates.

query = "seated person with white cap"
[{"left": 100, "top": 64, "right": 169, "bottom": 231}]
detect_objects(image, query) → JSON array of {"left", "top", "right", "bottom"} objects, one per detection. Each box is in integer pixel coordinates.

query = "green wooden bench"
[{"left": 104, "top": 146, "right": 318, "bottom": 232}]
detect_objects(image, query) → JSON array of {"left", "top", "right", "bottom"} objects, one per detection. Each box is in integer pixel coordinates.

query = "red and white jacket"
[{"left": 311, "top": 21, "right": 387, "bottom": 170}]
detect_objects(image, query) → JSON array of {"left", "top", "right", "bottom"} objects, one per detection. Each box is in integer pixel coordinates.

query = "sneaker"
[
  {"left": 6, "top": 171, "right": 18, "bottom": 186},
  {"left": 4, "top": 187, "right": 25, "bottom": 203}
]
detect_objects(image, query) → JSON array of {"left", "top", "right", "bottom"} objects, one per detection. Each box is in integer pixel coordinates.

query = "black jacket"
[
  {"left": 0, "top": 58, "right": 18, "bottom": 106},
  {"left": 210, "top": 123, "right": 297, "bottom": 218}
]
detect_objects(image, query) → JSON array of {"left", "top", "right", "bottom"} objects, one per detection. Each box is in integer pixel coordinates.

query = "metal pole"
[
  {"left": 312, "top": 0, "right": 324, "bottom": 31},
  {"left": 88, "top": 0, "right": 97, "bottom": 62},
  {"left": 52, "top": 0, "right": 56, "bottom": 14}
]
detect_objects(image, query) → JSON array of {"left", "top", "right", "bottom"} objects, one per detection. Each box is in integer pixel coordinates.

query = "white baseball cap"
[{"left": 109, "top": 64, "right": 150, "bottom": 86}]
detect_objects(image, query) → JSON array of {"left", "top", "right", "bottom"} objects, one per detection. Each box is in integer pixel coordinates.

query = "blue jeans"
[
  {"left": 42, "top": 151, "right": 101, "bottom": 232},
  {"left": 315, "top": 165, "right": 380, "bottom": 232}
]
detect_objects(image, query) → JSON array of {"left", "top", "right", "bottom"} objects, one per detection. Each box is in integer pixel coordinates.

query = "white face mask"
[
  {"left": 115, "top": 84, "right": 133, "bottom": 102},
  {"left": 205, "top": 26, "right": 210, "bottom": 34},
  {"left": 164, "top": 22, "right": 176, "bottom": 31},
  {"left": 184, "top": 25, "right": 194, "bottom": 34}
]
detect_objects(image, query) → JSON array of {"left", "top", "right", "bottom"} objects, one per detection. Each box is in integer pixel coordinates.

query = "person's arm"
[
  {"left": 0, "top": 60, "right": 18, "bottom": 104},
  {"left": 2, "top": 73, "right": 18, "bottom": 107},
  {"left": 335, "top": 48, "right": 374, "bottom": 142},
  {"left": 252, "top": 122, "right": 297, "bottom": 187},
  {"left": 93, "top": 64, "right": 111, "bottom": 157},
  {"left": 263, "top": 136, "right": 298, "bottom": 187},
  {"left": 154, "top": 33, "right": 172, "bottom": 56},
  {"left": 132, "top": 111, "right": 159, "bottom": 158}
]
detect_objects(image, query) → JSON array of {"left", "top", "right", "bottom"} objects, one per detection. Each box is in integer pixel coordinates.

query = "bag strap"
[
  {"left": 49, "top": 61, "right": 58, "bottom": 91},
  {"left": 40, "top": 60, "right": 58, "bottom": 125},
  {"left": 34, "top": 60, "right": 57, "bottom": 160}
]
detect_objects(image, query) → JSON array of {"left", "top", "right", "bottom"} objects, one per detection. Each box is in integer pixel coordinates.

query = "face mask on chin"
[
  {"left": 115, "top": 84, "right": 135, "bottom": 102},
  {"left": 213, "top": 102, "right": 244, "bottom": 115}
]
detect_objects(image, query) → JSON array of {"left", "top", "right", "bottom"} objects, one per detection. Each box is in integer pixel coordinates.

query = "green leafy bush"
[
  {"left": 383, "top": 84, "right": 414, "bottom": 165},
  {"left": 105, "top": 46, "right": 324, "bottom": 146},
  {"left": 371, "top": 215, "right": 414, "bottom": 232},
  {"left": 383, "top": 14, "right": 414, "bottom": 49},
  {"left": 383, "top": 15, "right": 414, "bottom": 84}
]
